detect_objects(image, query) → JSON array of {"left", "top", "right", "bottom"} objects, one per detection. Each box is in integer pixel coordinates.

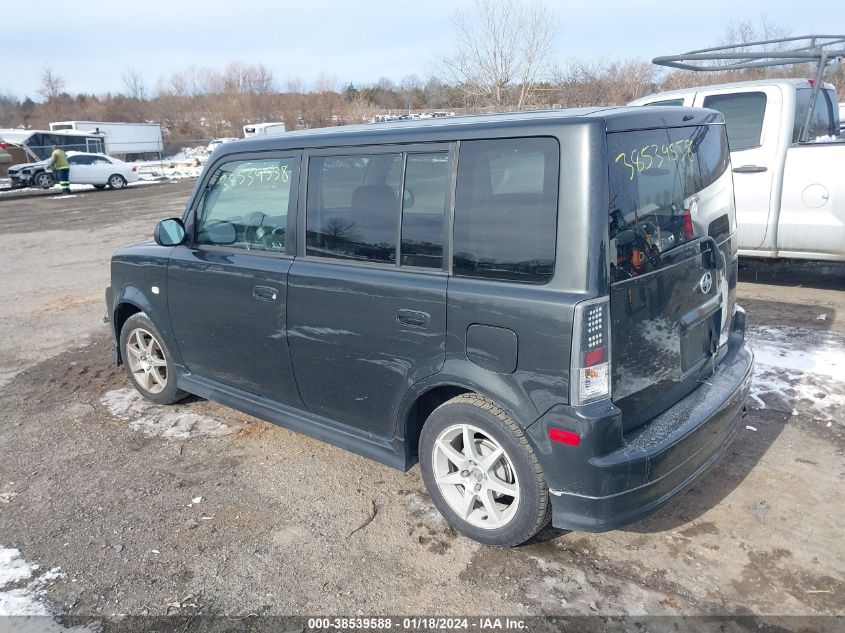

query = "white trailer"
[
  {"left": 49, "top": 121, "right": 163, "bottom": 159},
  {"left": 243, "top": 122, "right": 286, "bottom": 137}
]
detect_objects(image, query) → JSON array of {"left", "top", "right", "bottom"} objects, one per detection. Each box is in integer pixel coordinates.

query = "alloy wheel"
[
  {"left": 125, "top": 327, "right": 168, "bottom": 394},
  {"left": 431, "top": 423, "right": 520, "bottom": 529}
]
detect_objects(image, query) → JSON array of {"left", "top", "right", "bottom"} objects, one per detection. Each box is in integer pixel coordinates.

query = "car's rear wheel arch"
[{"left": 403, "top": 385, "right": 472, "bottom": 464}]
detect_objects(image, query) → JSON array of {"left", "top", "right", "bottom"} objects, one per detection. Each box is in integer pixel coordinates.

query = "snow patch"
[
  {"left": 747, "top": 325, "right": 845, "bottom": 423},
  {"left": 0, "top": 547, "right": 60, "bottom": 616},
  {"left": 100, "top": 388, "right": 242, "bottom": 440}
]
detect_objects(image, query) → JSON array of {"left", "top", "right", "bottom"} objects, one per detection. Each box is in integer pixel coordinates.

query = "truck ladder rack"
[{"left": 652, "top": 35, "right": 845, "bottom": 142}]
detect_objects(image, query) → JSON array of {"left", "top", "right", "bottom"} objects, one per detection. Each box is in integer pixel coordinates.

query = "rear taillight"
[
  {"left": 570, "top": 297, "right": 611, "bottom": 405},
  {"left": 682, "top": 209, "right": 694, "bottom": 239},
  {"left": 0, "top": 142, "right": 7, "bottom": 150},
  {"left": 131, "top": 165, "right": 138, "bottom": 172}
]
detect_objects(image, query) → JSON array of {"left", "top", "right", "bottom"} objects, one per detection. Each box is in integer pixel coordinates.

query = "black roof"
[{"left": 218, "top": 106, "right": 724, "bottom": 156}]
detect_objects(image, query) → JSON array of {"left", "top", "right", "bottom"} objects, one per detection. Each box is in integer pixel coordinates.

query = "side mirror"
[{"left": 154, "top": 218, "right": 186, "bottom": 246}]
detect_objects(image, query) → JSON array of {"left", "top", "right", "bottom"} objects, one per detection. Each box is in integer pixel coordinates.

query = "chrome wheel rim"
[
  {"left": 110, "top": 175, "right": 124, "bottom": 188},
  {"left": 125, "top": 327, "right": 167, "bottom": 394},
  {"left": 432, "top": 424, "right": 520, "bottom": 530}
]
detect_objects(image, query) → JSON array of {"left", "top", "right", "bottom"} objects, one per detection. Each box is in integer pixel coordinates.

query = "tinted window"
[
  {"left": 607, "top": 125, "right": 731, "bottom": 282},
  {"left": 647, "top": 98, "right": 685, "bottom": 106},
  {"left": 401, "top": 152, "right": 449, "bottom": 268},
  {"left": 306, "top": 154, "right": 401, "bottom": 263},
  {"left": 702, "top": 92, "right": 766, "bottom": 150},
  {"left": 793, "top": 88, "right": 837, "bottom": 141},
  {"left": 196, "top": 157, "right": 295, "bottom": 253},
  {"left": 453, "top": 138, "right": 559, "bottom": 283},
  {"left": 68, "top": 155, "right": 89, "bottom": 165},
  {"left": 91, "top": 156, "right": 112, "bottom": 165}
]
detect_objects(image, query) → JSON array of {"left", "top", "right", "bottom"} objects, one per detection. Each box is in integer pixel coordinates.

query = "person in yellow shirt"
[{"left": 46, "top": 145, "right": 71, "bottom": 194}]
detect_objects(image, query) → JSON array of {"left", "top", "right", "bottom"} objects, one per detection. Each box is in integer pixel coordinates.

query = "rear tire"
[
  {"left": 108, "top": 174, "right": 127, "bottom": 189},
  {"left": 419, "top": 393, "right": 551, "bottom": 546},
  {"left": 119, "top": 313, "right": 186, "bottom": 405}
]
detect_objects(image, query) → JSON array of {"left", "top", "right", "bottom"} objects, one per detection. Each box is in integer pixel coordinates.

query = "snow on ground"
[
  {"left": 0, "top": 547, "right": 61, "bottom": 616},
  {"left": 100, "top": 388, "right": 244, "bottom": 439},
  {"left": 746, "top": 322, "right": 845, "bottom": 424}
]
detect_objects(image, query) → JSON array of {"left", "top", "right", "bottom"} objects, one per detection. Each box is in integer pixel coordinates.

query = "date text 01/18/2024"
[{"left": 306, "top": 617, "right": 527, "bottom": 630}]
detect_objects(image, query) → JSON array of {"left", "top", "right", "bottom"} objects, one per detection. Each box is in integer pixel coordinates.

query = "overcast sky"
[{"left": 3, "top": 0, "right": 840, "bottom": 99}]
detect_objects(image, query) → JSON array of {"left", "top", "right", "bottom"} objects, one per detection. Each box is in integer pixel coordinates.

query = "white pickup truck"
[{"left": 630, "top": 78, "right": 844, "bottom": 262}]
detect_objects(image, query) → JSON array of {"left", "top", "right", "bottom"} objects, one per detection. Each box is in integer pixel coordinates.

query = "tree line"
[{"left": 1, "top": 4, "right": 841, "bottom": 150}]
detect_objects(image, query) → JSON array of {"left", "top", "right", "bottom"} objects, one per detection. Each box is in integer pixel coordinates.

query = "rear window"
[
  {"left": 607, "top": 124, "right": 730, "bottom": 282},
  {"left": 453, "top": 137, "right": 559, "bottom": 283}
]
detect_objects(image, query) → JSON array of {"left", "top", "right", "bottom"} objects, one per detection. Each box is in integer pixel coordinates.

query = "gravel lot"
[{"left": 1, "top": 182, "right": 843, "bottom": 624}]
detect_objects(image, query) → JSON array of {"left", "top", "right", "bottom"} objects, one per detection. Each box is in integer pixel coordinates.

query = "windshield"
[{"left": 607, "top": 123, "right": 731, "bottom": 282}]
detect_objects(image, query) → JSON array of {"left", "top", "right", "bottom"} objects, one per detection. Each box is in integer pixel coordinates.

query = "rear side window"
[
  {"left": 647, "top": 98, "right": 685, "bottom": 107},
  {"left": 701, "top": 92, "right": 766, "bottom": 150},
  {"left": 607, "top": 125, "right": 731, "bottom": 282},
  {"left": 306, "top": 154, "right": 402, "bottom": 263},
  {"left": 453, "top": 138, "right": 559, "bottom": 283},
  {"left": 793, "top": 88, "right": 837, "bottom": 141},
  {"left": 196, "top": 157, "right": 296, "bottom": 253},
  {"left": 401, "top": 152, "right": 449, "bottom": 268}
]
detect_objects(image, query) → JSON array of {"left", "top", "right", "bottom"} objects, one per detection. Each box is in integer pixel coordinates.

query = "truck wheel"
[
  {"left": 419, "top": 394, "right": 551, "bottom": 546},
  {"left": 108, "top": 174, "right": 127, "bottom": 189},
  {"left": 34, "top": 171, "right": 55, "bottom": 189},
  {"left": 120, "top": 313, "right": 187, "bottom": 405}
]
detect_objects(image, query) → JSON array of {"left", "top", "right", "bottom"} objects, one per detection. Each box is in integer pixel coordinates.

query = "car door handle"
[
  {"left": 252, "top": 285, "right": 278, "bottom": 302},
  {"left": 732, "top": 165, "right": 768, "bottom": 174},
  {"left": 396, "top": 309, "right": 430, "bottom": 329}
]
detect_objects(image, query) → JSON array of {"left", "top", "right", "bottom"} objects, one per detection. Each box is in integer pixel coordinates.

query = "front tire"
[
  {"left": 108, "top": 174, "right": 127, "bottom": 189},
  {"left": 120, "top": 313, "right": 186, "bottom": 405},
  {"left": 419, "top": 394, "right": 551, "bottom": 546},
  {"left": 34, "top": 171, "right": 55, "bottom": 189}
]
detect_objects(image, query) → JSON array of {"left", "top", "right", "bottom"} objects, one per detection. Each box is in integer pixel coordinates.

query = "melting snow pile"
[
  {"left": 100, "top": 388, "right": 243, "bottom": 439},
  {"left": 747, "top": 324, "right": 845, "bottom": 423},
  {"left": 0, "top": 547, "right": 61, "bottom": 616}
]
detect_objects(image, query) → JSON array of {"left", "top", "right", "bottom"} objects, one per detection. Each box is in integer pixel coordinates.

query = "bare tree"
[
  {"left": 38, "top": 67, "right": 66, "bottom": 102},
  {"left": 121, "top": 66, "right": 147, "bottom": 100},
  {"left": 38, "top": 67, "right": 66, "bottom": 122},
  {"left": 442, "top": 0, "right": 558, "bottom": 111}
]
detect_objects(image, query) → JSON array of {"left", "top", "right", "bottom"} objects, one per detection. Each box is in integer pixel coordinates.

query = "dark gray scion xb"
[{"left": 107, "top": 107, "right": 753, "bottom": 546}]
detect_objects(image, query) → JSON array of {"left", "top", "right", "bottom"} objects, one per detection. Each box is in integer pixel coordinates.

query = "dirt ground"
[{"left": 0, "top": 182, "right": 843, "bottom": 624}]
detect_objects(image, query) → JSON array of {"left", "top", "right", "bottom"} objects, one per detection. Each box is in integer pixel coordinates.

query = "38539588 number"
[{"left": 614, "top": 139, "right": 695, "bottom": 181}]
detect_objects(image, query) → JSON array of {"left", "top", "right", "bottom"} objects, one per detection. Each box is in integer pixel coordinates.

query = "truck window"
[
  {"left": 647, "top": 98, "right": 685, "bottom": 106},
  {"left": 793, "top": 88, "right": 837, "bottom": 141},
  {"left": 607, "top": 124, "right": 731, "bottom": 282},
  {"left": 702, "top": 92, "right": 766, "bottom": 150},
  {"left": 452, "top": 137, "right": 559, "bottom": 284}
]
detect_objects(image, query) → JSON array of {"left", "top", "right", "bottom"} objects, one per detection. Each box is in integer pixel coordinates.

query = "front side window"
[
  {"left": 702, "top": 91, "right": 766, "bottom": 150},
  {"left": 196, "top": 157, "right": 296, "bottom": 253},
  {"left": 306, "top": 154, "right": 402, "bottom": 263},
  {"left": 453, "top": 137, "right": 559, "bottom": 283}
]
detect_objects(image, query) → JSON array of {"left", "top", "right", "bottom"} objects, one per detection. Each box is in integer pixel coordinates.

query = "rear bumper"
[{"left": 528, "top": 332, "right": 753, "bottom": 532}]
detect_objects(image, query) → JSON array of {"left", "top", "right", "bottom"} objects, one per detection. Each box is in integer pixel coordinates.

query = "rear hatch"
[{"left": 607, "top": 122, "right": 737, "bottom": 430}]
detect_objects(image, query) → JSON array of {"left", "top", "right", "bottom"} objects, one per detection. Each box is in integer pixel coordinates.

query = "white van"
[{"left": 243, "top": 122, "right": 286, "bottom": 138}]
